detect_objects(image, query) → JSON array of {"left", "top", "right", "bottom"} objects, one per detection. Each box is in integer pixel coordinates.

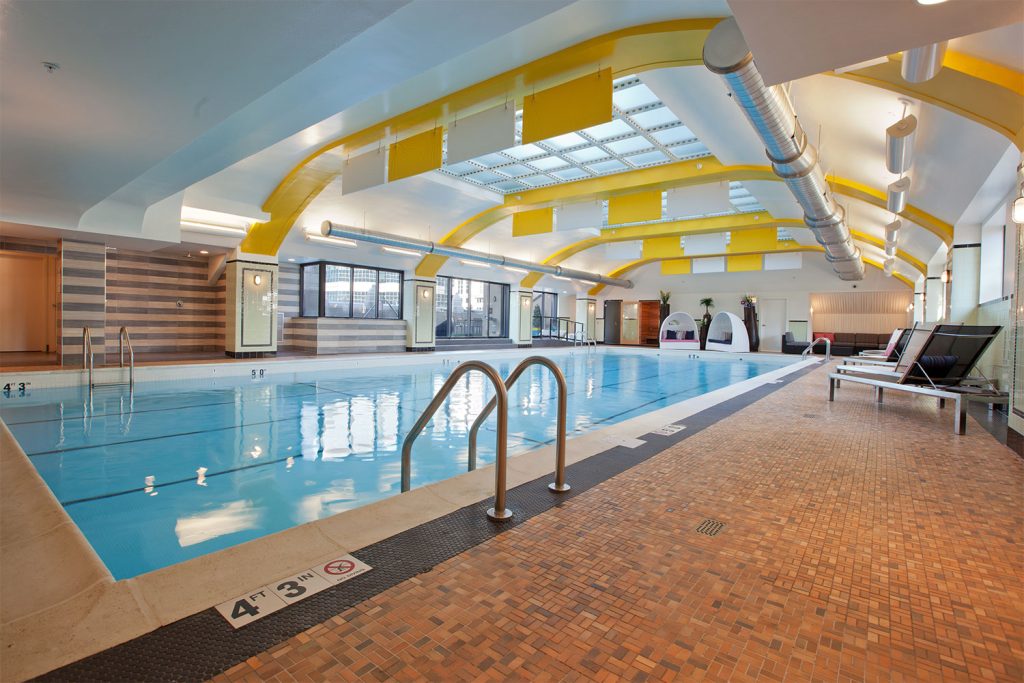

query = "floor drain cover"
[
  {"left": 696, "top": 519, "right": 725, "bottom": 537},
  {"left": 651, "top": 424, "right": 684, "bottom": 436}
]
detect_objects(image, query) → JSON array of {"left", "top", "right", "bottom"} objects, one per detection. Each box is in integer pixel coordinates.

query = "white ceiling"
[{"left": 727, "top": 0, "right": 1023, "bottom": 85}]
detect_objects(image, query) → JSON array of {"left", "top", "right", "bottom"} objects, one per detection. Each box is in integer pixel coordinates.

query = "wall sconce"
[
  {"left": 421, "top": 288, "right": 431, "bottom": 300},
  {"left": 940, "top": 269, "right": 950, "bottom": 283},
  {"left": 253, "top": 274, "right": 262, "bottom": 286}
]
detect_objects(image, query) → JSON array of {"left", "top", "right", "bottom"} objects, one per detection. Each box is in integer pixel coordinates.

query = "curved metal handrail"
[
  {"left": 802, "top": 336, "right": 832, "bottom": 362},
  {"left": 118, "top": 326, "right": 134, "bottom": 389},
  {"left": 82, "top": 327, "right": 94, "bottom": 389},
  {"left": 401, "top": 360, "right": 513, "bottom": 521},
  {"left": 467, "top": 356, "right": 570, "bottom": 493}
]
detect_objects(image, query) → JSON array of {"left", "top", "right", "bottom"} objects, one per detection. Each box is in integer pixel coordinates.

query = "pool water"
[{"left": 1, "top": 351, "right": 795, "bottom": 578}]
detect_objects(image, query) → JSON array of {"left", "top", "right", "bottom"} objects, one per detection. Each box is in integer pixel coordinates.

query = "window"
[
  {"left": 299, "top": 261, "right": 403, "bottom": 319},
  {"left": 434, "top": 276, "right": 508, "bottom": 339},
  {"left": 532, "top": 291, "right": 557, "bottom": 337}
]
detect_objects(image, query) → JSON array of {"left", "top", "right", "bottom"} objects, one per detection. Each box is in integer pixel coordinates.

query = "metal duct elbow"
[{"left": 703, "top": 17, "right": 864, "bottom": 280}]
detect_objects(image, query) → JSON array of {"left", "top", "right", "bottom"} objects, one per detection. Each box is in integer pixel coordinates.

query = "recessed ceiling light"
[
  {"left": 288, "top": 258, "right": 296, "bottom": 262},
  {"left": 199, "top": 250, "right": 209, "bottom": 255},
  {"left": 916, "top": 0, "right": 949, "bottom": 4},
  {"left": 42, "top": 61, "right": 60, "bottom": 73}
]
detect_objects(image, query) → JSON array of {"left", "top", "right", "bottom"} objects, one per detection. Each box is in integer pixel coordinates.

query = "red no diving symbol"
[{"left": 323, "top": 559, "right": 355, "bottom": 576}]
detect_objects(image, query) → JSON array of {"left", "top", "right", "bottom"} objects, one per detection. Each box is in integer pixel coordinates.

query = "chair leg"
[
  {"left": 954, "top": 397, "right": 966, "bottom": 435},
  {"left": 875, "top": 386, "right": 884, "bottom": 403},
  {"left": 938, "top": 397, "right": 946, "bottom": 409},
  {"left": 828, "top": 376, "right": 835, "bottom": 401}
]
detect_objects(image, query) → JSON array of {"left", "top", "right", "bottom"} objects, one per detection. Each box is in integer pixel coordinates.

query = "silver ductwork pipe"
[
  {"left": 320, "top": 221, "right": 634, "bottom": 289},
  {"left": 703, "top": 18, "right": 864, "bottom": 280}
]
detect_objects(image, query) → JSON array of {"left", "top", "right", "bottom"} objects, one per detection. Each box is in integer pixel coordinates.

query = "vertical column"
[
  {"left": 403, "top": 277, "right": 436, "bottom": 352},
  {"left": 225, "top": 249, "right": 278, "bottom": 358},
  {"left": 949, "top": 224, "right": 981, "bottom": 324},
  {"left": 510, "top": 288, "right": 533, "bottom": 347},
  {"left": 574, "top": 298, "right": 597, "bottom": 339},
  {"left": 59, "top": 239, "right": 106, "bottom": 367}
]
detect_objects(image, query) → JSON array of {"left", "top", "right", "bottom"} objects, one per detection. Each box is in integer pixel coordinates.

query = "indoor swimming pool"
[{"left": 1, "top": 351, "right": 796, "bottom": 579}]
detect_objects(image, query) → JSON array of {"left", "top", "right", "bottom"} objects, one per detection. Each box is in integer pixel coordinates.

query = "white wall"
[{"left": 596, "top": 258, "right": 908, "bottom": 343}]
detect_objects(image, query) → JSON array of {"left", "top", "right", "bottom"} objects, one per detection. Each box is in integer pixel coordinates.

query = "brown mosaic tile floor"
[{"left": 213, "top": 365, "right": 1024, "bottom": 682}]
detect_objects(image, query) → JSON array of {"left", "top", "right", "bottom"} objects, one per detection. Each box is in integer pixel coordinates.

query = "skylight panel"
[
  {"left": 624, "top": 150, "right": 669, "bottom": 167},
  {"left": 630, "top": 107, "right": 680, "bottom": 128},
  {"left": 651, "top": 125, "right": 697, "bottom": 146},
  {"left": 464, "top": 170, "right": 505, "bottom": 184},
  {"left": 491, "top": 180, "right": 528, "bottom": 192},
  {"left": 604, "top": 136, "right": 654, "bottom": 155},
  {"left": 612, "top": 83, "right": 659, "bottom": 110},
  {"left": 731, "top": 195, "right": 761, "bottom": 207},
  {"left": 551, "top": 167, "right": 590, "bottom": 181},
  {"left": 565, "top": 146, "right": 610, "bottom": 164},
  {"left": 443, "top": 161, "right": 478, "bottom": 175},
  {"left": 495, "top": 164, "right": 535, "bottom": 178},
  {"left": 581, "top": 119, "right": 634, "bottom": 140},
  {"left": 527, "top": 156, "right": 570, "bottom": 171},
  {"left": 544, "top": 132, "right": 587, "bottom": 150},
  {"left": 472, "top": 153, "right": 512, "bottom": 168},
  {"left": 519, "top": 174, "right": 554, "bottom": 187},
  {"left": 669, "top": 141, "right": 710, "bottom": 158},
  {"left": 586, "top": 159, "right": 628, "bottom": 174},
  {"left": 503, "top": 143, "right": 545, "bottom": 160}
]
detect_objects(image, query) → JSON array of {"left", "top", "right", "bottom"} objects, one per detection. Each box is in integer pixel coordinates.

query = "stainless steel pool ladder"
[
  {"left": 468, "top": 356, "right": 570, "bottom": 493},
  {"left": 401, "top": 360, "right": 513, "bottom": 521},
  {"left": 82, "top": 326, "right": 135, "bottom": 395},
  {"left": 802, "top": 337, "right": 832, "bottom": 362},
  {"left": 82, "top": 327, "right": 94, "bottom": 389}
]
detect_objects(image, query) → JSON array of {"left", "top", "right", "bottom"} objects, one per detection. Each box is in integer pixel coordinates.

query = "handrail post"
[
  {"left": 401, "top": 360, "right": 514, "bottom": 521},
  {"left": 82, "top": 327, "right": 93, "bottom": 390},
  {"left": 802, "top": 336, "right": 832, "bottom": 362},
  {"left": 119, "top": 326, "right": 134, "bottom": 389},
  {"left": 468, "top": 356, "right": 570, "bottom": 494}
]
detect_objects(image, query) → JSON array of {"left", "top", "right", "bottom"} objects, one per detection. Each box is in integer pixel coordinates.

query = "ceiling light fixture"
[
  {"left": 883, "top": 258, "right": 895, "bottom": 276},
  {"left": 382, "top": 246, "right": 421, "bottom": 257},
  {"left": 886, "top": 114, "right": 917, "bottom": 174},
  {"left": 503, "top": 266, "right": 529, "bottom": 274},
  {"left": 887, "top": 177, "right": 910, "bottom": 213},
  {"left": 459, "top": 259, "right": 490, "bottom": 268},
  {"left": 915, "top": 0, "right": 949, "bottom": 5},
  {"left": 305, "top": 233, "right": 357, "bottom": 248},
  {"left": 199, "top": 250, "right": 209, "bottom": 255},
  {"left": 179, "top": 221, "right": 247, "bottom": 237},
  {"left": 552, "top": 275, "right": 573, "bottom": 281},
  {"left": 901, "top": 41, "right": 947, "bottom": 83},
  {"left": 885, "top": 219, "right": 901, "bottom": 244}
]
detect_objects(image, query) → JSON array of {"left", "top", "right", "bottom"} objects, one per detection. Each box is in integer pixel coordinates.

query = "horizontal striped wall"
[
  {"left": 61, "top": 240, "right": 106, "bottom": 366},
  {"left": 106, "top": 250, "right": 225, "bottom": 356},
  {"left": 282, "top": 317, "right": 406, "bottom": 355},
  {"left": 278, "top": 263, "right": 299, "bottom": 341}
]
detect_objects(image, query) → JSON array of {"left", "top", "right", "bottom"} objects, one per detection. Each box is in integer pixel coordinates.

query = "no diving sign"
[{"left": 215, "top": 554, "right": 372, "bottom": 629}]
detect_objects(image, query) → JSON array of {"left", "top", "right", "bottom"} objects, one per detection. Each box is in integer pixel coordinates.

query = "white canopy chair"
[
  {"left": 659, "top": 312, "right": 700, "bottom": 350},
  {"left": 705, "top": 311, "right": 750, "bottom": 352}
]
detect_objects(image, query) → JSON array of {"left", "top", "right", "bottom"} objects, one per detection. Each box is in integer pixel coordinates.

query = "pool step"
[{"left": 436, "top": 338, "right": 517, "bottom": 352}]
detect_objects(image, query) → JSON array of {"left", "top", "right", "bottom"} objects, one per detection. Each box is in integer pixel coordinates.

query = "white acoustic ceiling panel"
[
  {"left": 764, "top": 252, "right": 803, "bottom": 271},
  {"left": 692, "top": 256, "right": 725, "bottom": 274},
  {"left": 557, "top": 201, "right": 603, "bottom": 231},
  {"left": 682, "top": 233, "right": 726, "bottom": 256},
  {"left": 446, "top": 104, "right": 516, "bottom": 166},
  {"left": 605, "top": 241, "right": 642, "bottom": 260},
  {"left": 341, "top": 149, "right": 387, "bottom": 196},
  {"left": 666, "top": 183, "right": 732, "bottom": 217}
]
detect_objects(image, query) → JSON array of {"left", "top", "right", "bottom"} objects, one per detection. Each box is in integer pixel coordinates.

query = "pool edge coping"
[{"left": 0, "top": 353, "right": 818, "bottom": 682}]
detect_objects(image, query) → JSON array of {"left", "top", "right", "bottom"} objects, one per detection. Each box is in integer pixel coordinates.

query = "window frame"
[{"left": 298, "top": 260, "right": 404, "bottom": 320}]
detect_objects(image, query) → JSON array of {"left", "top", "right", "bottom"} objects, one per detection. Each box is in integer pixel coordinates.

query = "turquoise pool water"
[{"left": 1, "top": 351, "right": 795, "bottom": 579}]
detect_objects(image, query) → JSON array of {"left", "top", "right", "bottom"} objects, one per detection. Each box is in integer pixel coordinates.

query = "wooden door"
[
  {"left": 639, "top": 300, "right": 661, "bottom": 346},
  {"left": 0, "top": 252, "right": 50, "bottom": 352}
]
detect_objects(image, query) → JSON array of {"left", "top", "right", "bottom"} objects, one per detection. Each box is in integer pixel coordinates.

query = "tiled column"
[
  {"left": 510, "top": 288, "right": 532, "bottom": 347},
  {"left": 225, "top": 249, "right": 278, "bottom": 358},
  {"left": 574, "top": 297, "right": 597, "bottom": 340},
  {"left": 403, "top": 277, "right": 436, "bottom": 352},
  {"left": 949, "top": 223, "right": 981, "bottom": 324},
  {"left": 59, "top": 239, "right": 106, "bottom": 367}
]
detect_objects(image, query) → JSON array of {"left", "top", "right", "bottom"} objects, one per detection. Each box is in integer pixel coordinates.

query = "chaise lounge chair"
[
  {"left": 828, "top": 324, "right": 1005, "bottom": 434},
  {"left": 841, "top": 326, "right": 915, "bottom": 368}
]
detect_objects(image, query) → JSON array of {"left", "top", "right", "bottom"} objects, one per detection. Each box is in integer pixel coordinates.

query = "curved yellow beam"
[
  {"left": 239, "top": 19, "right": 722, "bottom": 255},
  {"left": 517, "top": 214, "right": 925, "bottom": 288},
  {"left": 587, "top": 248, "right": 914, "bottom": 295},
  {"left": 415, "top": 157, "right": 951, "bottom": 276},
  {"left": 833, "top": 52, "right": 1024, "bottom": 150}
]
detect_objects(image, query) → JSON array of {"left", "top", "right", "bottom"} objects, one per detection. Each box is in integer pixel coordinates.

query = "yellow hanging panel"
[
  {"left": 388, "top": 127, "right": 444, "bottom": 182},
  {"left": 608, "top": 190, "right": 662, "bottom": 225},
  {"left": 512, "top": 207, "right": 554, "bottom": 236},
  {"left": 521, "top": 69, "right": 613, "bottom": 144}
]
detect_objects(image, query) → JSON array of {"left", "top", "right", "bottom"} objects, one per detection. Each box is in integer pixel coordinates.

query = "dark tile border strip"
[{"left": 35, "top": 363, "right": 822, "bottom": 682}]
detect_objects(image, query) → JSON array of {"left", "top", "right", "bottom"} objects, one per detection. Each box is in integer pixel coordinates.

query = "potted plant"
[
  {"left": 658, "top": 290, "right": 671, "bottom": 325},
  {"left": 698, "top": 297, "right": 714, "bottom": 349}
]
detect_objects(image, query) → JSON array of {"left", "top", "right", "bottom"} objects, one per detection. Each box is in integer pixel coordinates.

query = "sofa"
[{"left": 782, "top": 331, "right": 893, "bottom": 356}]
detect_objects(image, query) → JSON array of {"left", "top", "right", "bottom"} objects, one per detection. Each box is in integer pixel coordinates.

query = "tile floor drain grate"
[{"left": 696, "top": 519, "right": 725, "bottom": 537}]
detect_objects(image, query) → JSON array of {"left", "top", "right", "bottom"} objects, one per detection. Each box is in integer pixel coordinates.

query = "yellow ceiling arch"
[
  {"left": 516, "top": 212, "right": 926, "bottom": 288},
  {"left": 587, "top": 248, "right": 914, "bottom": 295},
  {"left": 834, "top": 51, "right": 1024, "bottom": 150},
  {"left": 238, "top": 19, "right": 1018, "bottom": 257},
  {"left": 414, "top": 157, "right": 951, "bottom": 276}
]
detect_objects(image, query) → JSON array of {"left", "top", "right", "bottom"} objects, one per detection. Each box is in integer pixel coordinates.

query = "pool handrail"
[
  {"left": 82, "top": 327, "right": 94, "bottom": 389},
  {"left": 467, "top": 356, "right": 570, "bottom": 493},
  {"left": 400, "top": 360, "right": 514, "bottom": 521},
  {"left": 802, "top": 337, "right": 832, "bottom": 362},
  {"left": 118, "top": 326, "right": 134, "bottom": 389}
]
